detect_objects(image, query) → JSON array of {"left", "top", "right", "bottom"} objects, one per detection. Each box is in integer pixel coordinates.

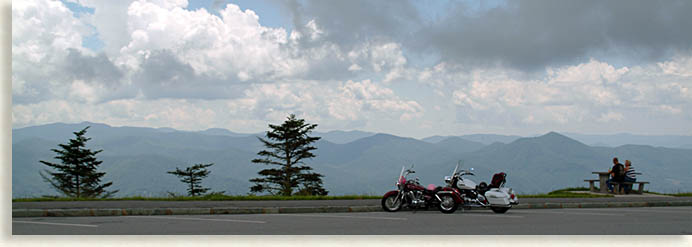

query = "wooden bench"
[
  {"left": 612, "top": 181, "right": 649, "bottom": 195},
  {"left": 584, "top": 179, "right": 649, "bottom": 194}
]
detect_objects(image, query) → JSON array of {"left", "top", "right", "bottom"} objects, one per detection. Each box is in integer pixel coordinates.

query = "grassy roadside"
[
  {"left": 13, "top": 188, "right": 692, "bottom": 202},
  {"left": 666, "top": 192, "right": 692, "bottom": 197},
  {"left": 519, "top": 187, "right": 692, "bottom": 198},
  {"left": 518, "top": 187, "right": 614, "bottom": 198},
  {"left": 12, "top": 194, "right": 382, "bottom": 202}
]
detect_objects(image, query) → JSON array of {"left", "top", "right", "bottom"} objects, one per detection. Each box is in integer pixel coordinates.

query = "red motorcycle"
[{"left": 381, "top": 165, "right": 463, "bottom": 214}]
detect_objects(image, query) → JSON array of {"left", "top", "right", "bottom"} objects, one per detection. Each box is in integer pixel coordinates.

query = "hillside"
[{"left": 11, "top": 122, "right": 692, "bottom": 197}]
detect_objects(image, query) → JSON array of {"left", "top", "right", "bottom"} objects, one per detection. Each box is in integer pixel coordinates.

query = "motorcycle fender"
[
  {"left": 436, "top": 190, "right": 463, "bottom": 204},
  {"left": 383, "top": 190, "right": 400, "bottom": 198}
]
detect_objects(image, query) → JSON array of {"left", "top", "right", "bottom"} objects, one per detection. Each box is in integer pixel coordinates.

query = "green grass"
[
  {"left": 21, "top": 187, "right": 688, "bottom": 202},
  {"left": 665, "top": 192, "right": 692, "bottom": 197},
  {"left": 12, "top": 194, "right": 381, "bottom": 202},
  {"left": 518, "top": 187, "right": 614, "bottom": 198}
]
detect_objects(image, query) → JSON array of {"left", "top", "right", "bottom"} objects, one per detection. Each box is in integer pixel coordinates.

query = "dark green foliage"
[
  {"left": 167, "top": 163, "right": 213, "bottom": 196},
  {"left": 250, "top": 114, "right": 328, "bottom": 196},
  {"left": 39, "top": 126, "right": 117, "bottom": 198}
]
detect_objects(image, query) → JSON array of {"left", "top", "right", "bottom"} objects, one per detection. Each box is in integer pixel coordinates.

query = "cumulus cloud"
[
  {"left": 232, "top": 79, "right": 423, "bottom": 127},
  {"left": 11, "top": 0, "right": 692, "bottom": 137},
  {"left": 277, "top": 0, "right": 420, "bottom": 48},
  {"left": 446, "top": 58, "right": 692, "bottom": 130},
  {"left": 12, "top": 79, "right": 424, "bottom": 132},
  {"left": 12, "top": 0, "right": 109, "bottom": 104},
  {"left": 118, "top": 1, "right": 305, "bottom": 80},
  {"left": 658, "top": 56, "right": 692, "bottom": 77}
]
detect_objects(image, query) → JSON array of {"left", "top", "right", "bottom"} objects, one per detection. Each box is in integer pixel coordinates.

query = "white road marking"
[
  {"left": 273, "top": 214, "right": 408, "bottom": 221},
  {"left": 13, "top": 220, "right": 98, "bottom": 228},
  {"left": 124, "top": 216, "right": 266, "bottom": 224}
]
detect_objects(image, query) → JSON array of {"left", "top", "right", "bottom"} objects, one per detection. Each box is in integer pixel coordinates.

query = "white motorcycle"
[{"left": 443, "top": 163, "right": 519, "bottom": 213}]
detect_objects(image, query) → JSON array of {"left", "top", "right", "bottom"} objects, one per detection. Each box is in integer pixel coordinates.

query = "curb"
[
  {"left": 12, "top": 201, "right": 692, "bottom": 217},
  {"left": 12, "top": 205, "right": 383, "bottom": 217},
  {"left": 511, "top": 200, "right": 692, "bottom": 209}
]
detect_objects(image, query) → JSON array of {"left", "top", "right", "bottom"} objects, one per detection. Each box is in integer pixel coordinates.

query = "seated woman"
[{"left": 623, "top": 160, "right": 637, "bottom": 193}]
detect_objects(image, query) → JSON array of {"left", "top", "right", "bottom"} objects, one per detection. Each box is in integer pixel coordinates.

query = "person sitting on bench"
[
  {"left": 607, "top": 157, "right": 625, "bottom": 192},
  {"left": 623, "top": 160, "right": 637, "bottom": 194}
]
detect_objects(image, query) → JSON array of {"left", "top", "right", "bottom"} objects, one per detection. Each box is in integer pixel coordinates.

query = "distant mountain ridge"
[
  {"left": 11, "top": 122, "right": 692, "bottom": 197},
  {"left": 563, "top": 132, "right": 692, "bottom": 149},
  {"left": 422, "top": 134, "right": 522, "bottom": 145}
]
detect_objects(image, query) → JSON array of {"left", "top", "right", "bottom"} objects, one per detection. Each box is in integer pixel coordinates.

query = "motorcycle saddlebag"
[{"left": 485, "top": 189, "right": 510, "bottom": 206}]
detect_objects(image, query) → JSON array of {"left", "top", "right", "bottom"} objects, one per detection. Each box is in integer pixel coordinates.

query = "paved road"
[
  {"left": 11, "top": 195, "right": 687, "bottom": 209},
  {"left": 12, "top": 206, "right": 692, "bottom": 234}
]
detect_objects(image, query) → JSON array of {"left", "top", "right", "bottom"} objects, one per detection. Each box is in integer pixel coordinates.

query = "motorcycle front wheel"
[
  {"left": 491, "top": 207, "right": 509, "bottom": 214},
  {"left": 437, "top": 194, "right": 458, "bottom": 214},
  {"left": 381, "top": 194, "right": 403, "bottom": 212}
]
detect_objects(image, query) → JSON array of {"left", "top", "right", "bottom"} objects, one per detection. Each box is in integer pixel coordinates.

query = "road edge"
[{"left": 12, "top": 200, "right": 692, "bottom": 217}]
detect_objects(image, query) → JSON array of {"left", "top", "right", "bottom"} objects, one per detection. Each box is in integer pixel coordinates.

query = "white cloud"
[
  {"left": 117, "top": 1, "right": 307, "bottom": 81},
  {"left": 447, "top": 58, "right": 692, "bottom": 127},
  {"left": 12, "top": 0, "right": 106, "bottom": 103},
  {"left": 597, "top": 112, "right": 625, "bottom": 123},
  {"left": 232, "top": 79, "right": 423, "bottom": 125},
  {"left": 346, "top": 41, "right": 409, "bottom": 83},
  {"left": 76, "top": 0, "right": 136, "bottom": 55},
  {"left": 10, "top": 1, "right": 692, "bottom": 137},
  {"left": 658, "top": 56, "right": 692, "bottom": 77}
]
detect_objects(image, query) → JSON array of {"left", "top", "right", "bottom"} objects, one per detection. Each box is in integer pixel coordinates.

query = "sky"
[{"left": 10, "top": 0, "right": 692, "bottom": 138}]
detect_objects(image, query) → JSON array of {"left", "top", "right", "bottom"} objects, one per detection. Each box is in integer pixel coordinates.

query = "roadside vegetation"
[
  {"left": 666, "top": 192, "right": 692, "bottom": 197},
  {"left": 518, "top": 188, "right": 692, "bottom": 198},
  {"left": 12, "top": 194, "right": 381, "bottom": 202},
  {"left": 518, "top": 187, "right": 614, "bottom": 198},
  {"left": 16, "top": 188, "right": 691, "bottom": 202}
]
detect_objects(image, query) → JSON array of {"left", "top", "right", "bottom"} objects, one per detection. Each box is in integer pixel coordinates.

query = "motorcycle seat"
[
  {"left": 424, "top": 185, "right": 443, "bottom": 194},
  {"left": 427, "top": 184, "right": 436, "bottom": 191}
]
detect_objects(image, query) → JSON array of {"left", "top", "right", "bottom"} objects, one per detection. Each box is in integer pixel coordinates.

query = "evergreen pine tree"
[
  {"left": 250, "top": 114, "right": 328, "bottom": 196},
  {"left": 39, "top": 126, "right": 117, "bottom": 198},
  {"left": 167, "top": 163, "right": 213, "bottom": 196}
]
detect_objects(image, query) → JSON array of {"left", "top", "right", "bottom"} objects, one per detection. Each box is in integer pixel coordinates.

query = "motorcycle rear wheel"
[
  {"left": 490, "top": 206, "right": 509, "bottom": 214},
  {"left": 437, "top": 194, "right": 458, "bottom": 214},
  {"left": 381, "top": 194, "right": 402, "bottom": 212}
]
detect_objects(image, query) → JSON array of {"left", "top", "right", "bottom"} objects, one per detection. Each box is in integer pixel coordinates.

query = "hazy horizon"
[{"left": 12, "top": 120, "right": 692, "bottom": 142}]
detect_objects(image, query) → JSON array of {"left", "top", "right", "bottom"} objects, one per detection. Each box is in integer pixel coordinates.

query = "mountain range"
[{"left": 11, "top": 122, "right": 692, "bottom": 198}]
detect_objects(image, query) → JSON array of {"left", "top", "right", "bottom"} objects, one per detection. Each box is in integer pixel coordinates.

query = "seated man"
[
  {"left": 607, "top": 157, "right": 625, "bottom": 192},
  {"left": 623, "top": 160, "right": 637, "bottom": 193}
]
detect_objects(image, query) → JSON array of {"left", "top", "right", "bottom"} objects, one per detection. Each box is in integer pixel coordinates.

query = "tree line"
[{"left": 39, "top": 114, "right": 328, "bottom": 198}]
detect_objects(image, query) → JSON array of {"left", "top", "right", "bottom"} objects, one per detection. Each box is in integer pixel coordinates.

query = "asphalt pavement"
[{"left": 12, "top": 206, "right": 692, "bottom": 234}]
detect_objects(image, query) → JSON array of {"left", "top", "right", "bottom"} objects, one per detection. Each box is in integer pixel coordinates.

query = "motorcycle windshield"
[{"left": 398, "top": 166, "right": 405, "bottom": 184}]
